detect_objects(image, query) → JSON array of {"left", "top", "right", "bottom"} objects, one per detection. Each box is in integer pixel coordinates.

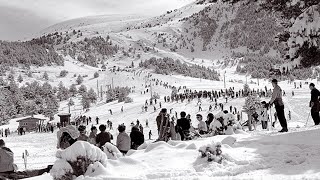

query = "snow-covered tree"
[
  {"left": 87, "top": 88, "right": 97, "bottom": 103},
  {"left": 76, "top": 75, "right": 83, "bottom": 85},
  {"left": 69, "top": 84, "right": 77, "bottom": 97},
  {"left": 94, "top": 72, "right": 99, "bottom": 78},
  {"left": 78, "top": 85, "right": 87, "bottom": 95},
  {"left": 17, "top": 74, "right": 23, "bottom": 83},
  {"left": 43, "top": 72, "right": 49, "bottom": 81}
]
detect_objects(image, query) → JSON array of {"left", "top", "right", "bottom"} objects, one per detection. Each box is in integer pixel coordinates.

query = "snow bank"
[{"left": 51, "top": 141, "right": 108, "bottom": 180}]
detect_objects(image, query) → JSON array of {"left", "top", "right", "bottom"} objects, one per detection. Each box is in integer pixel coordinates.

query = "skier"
[
  {"left": 159, "top": 102, "right": 162, "bottom": 108},
  {"left": 146, "top": 119, "right": 149, "bottom": 127},
  {"left": 96, "top": 117, "right": 99, "bottom": 125},
  {"left": 121, "top": 106, "right": 123, "bottom": 113},
  {"left": 309, "top": 83, "right": 320, "bottom": 125},
  {"left": 288, "top": 110, "right": 291, "bottom": 120},
  {"left": 109, "top": 109, "right": 113, "bottom": 115},
  {"left": 156, "top": 108, "right": 170, "bottom": 141},
  {"left": 269, "top": 79, "right": 288, "bottom": 132},
  {"left": 209, "top": 105, "right": 212, "bottom": 111},
  {"left": 199, "top": 104, "right": 202, "bottom": 111},
  {"left": 149, "top": 130, "right": 152, "bottom": 140},
  {"left": 136, "top": 119, "right": 140, "bottom": 126}
]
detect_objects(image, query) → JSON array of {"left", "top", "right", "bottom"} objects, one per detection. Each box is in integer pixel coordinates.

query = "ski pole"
[
  {"left": 269, "top": 106, "right": 273, "bottom": 130},
  {"left": 305, "top": 112, "right": 310, "bottom": 127}
]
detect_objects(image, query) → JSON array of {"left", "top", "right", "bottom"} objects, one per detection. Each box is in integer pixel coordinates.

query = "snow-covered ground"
[
  {"left": 2, "top": 1, "right": 320, "bottom": 178},
  {"left": 2, "top": 57, "right": 320, "bottom": 179}
]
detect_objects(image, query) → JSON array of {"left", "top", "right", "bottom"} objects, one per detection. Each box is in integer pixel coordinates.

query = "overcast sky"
[{"left": 0, "top": 0, "right": 193, "bottom": 41}]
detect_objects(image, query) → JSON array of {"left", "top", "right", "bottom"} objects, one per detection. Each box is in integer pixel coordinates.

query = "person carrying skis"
[
  {"left": 0, "top": 139, "right": 16, "bottom": 173},
  {"left": 309, "top": 83, "right": 320, "bottom": 125},
  {"left": 269, "top": 79, "right": 288, "bottom": 132},
  {"left": 156, "top": 108, "right": 170, "bottom": 141}
]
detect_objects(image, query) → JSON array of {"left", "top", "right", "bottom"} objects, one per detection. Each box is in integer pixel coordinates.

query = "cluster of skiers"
[
  {"left": 37, "top": 123, "right": 55, "bottom": 133},
  {"left": 0, "top": 128, "right": 10, "bottom": 138}
]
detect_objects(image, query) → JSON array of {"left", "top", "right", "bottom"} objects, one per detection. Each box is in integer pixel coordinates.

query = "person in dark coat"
[
  {"left": 96, "top": 124, "right": 111, "bottom": 149},
  {"left": 309, "top": 83, "right": 320, "bottom": 125},
  {"left": 205, "top": 113, "right": 214, "bottom": 130},
  {"left": 130, "top": 126, "right": 144, "bottom": 150},
  {"left": 269, "top": 79, "right": 288, "bottom": 132},
  {"left": 176, "top": 111, "right": 191, "bottom": 141}
]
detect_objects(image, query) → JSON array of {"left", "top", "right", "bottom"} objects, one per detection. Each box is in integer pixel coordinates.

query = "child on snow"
[
  {"left": 77, "top": 125, "right": 89, "bottom": 141},
  {"left": 88, "top": 126, "right": 97, "bottom": 145},
  {"left": 196, "top": 114, "right": 208, "bottom": 135},
  {"left": 116, "top": 124, "right": 131, "bottom": 155}
]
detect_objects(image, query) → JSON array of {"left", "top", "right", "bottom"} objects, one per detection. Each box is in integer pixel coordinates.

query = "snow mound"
[
  {"left": 102, "top": 143, "right": 123, "bottom": 160},
  {"left": 144, "top": 141, "right": 171, "bottom": 152},
  {"left": 56, "top": 141, "right": 107, "bottom": 166},
  {"left": 221, "top": 136, "right": 237, "bottom": 146},
  {"left": 51, "top": 141, "right": 108, "bottom": 180},
  {"left": 137, "top": 141, "right": 150, "bottom": 150},
  {"left": 186, "top": 143, "right": 197, "bottom": 150}
]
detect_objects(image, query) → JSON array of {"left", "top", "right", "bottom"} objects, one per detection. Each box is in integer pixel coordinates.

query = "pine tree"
[
  {"left": 69, "top": 84, "right": 77, "bottom": 96},
  {"left": 78, "top": 85, "right": 87, "bottom": 95},
  {"left": 43, "top": 72, "right": 49, "bottom": 81},
  {"left": 27, "top": 71, "right": 33, "bottom": 77},
  {"left": 17, "top": 74, "right": 23, "bottom": 83},
  {"left": 243, "top": 84, "right": 250, "bottom": 97},
  {"left": 7, "top": 73, "right": 14, "bottom": 81},
  {"left": 94, "top": 72, "right": 99, "bottom": 78},
  {"left": 81, "top": 93, "right": 91, "bottom": 110},
  {"left": 76, "top": 75, "right": 84, "bottom": 85},
  {"left": 57, "top": 81, "right": 69, "bottom": 101},
  {"left": 87, "top": 88, "right": 97, "bottom": 103},
  {"left": 68, "top": 98, "right": 75, "bottom": 106}
]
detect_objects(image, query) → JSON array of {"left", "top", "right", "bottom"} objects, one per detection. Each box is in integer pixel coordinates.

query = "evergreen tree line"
[
  {"left": 139, "top": 57, "right": 220, "bottom": 81},
  {"left": 235, "top": 53, "right": 284, "bottom": 78},
  {"left": 0, "top": 41, "right": 64, "bottom": 72},
  {"left": 61, "top": 36, "right": 119, "bottom": 67},
  {"left": 0, "top": 77, "right": 97, "bottom": 124},
  {"left": 106, "top": 87, "right": 131, "bottom": 103}
]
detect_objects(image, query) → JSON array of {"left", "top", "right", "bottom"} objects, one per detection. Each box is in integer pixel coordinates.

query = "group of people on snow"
[{"left": 57, "top": 122, "right": 145, "bottom": 156}]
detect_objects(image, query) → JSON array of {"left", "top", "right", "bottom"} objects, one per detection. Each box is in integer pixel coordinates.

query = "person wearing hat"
[
  {"left": 309, "top": 83, "right": 320, "bottom": 125},
  {"left": 116, "top": 124, "right": 130, "bottom": 155},
  {"left": 57, "top": 125, "right": 80, "bottom": 149},
  {"left": 77, "top": 125, "right": 89, "bottom": 141},
  {"left": 0, "top": 139, "right": 16, "bottom": 173},
  {"left": 269, "top": 79, "right": 288, "bottom": 132}
]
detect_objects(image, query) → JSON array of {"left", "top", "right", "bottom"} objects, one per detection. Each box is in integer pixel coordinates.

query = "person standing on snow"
[
  {"left": 309, "top": 83, "right": 320, "bottom": 125},
  {"left": 176, "top": 111, "right": 191, "bottom": 141},
  {"left": 269, "top": 79, "right": 288, "bottom": 132}
]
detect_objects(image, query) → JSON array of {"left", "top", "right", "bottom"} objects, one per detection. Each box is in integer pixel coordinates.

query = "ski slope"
[{"left": 2, "top": 59, "right": 320, "bottom": 179}]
